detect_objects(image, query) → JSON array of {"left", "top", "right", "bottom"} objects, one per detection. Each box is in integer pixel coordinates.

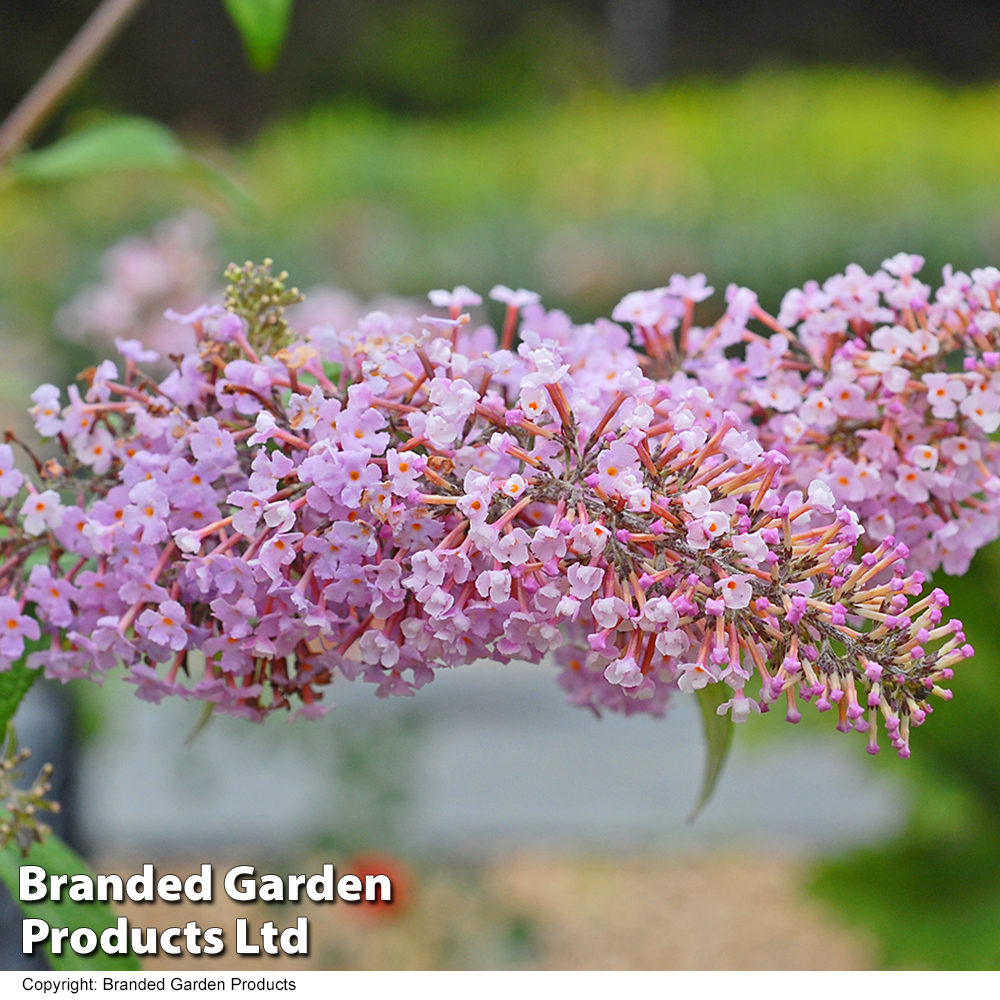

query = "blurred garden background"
[{"left": 4, "top": 0, "right": 1000, "bottom": 970}]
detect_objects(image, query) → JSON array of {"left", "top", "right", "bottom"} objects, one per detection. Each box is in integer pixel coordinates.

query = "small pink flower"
[
  {"left": 717, "top": 692, "right": 762, "bottom": 723},
  {"left": 676, "top": 661, "right": 720, "bottom": 694},
  {"left": 717, "top": 574, "right": 753, "bottom": 610}
]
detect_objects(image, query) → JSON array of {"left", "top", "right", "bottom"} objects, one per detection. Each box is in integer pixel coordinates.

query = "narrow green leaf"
[
  {"left": 690, "top": 683, "right": 736, "bottom": 821},
  {"left": 0, "top": 648, "right": 42, "bottom": 734},
  {"left": 221, "top": 0, "right": 294, "bottom": 72},
  {"left": 0, "top": 829, "right": 141, "bottom": 971},
  {"left": 184, "top": 700, "right": 214, "bottom": 745},
  {"left": 0, "top": 630, "right": 59, "bottom": 733},
  {"left": 7, "top": 117, "right": 185, "bottom": 183}
]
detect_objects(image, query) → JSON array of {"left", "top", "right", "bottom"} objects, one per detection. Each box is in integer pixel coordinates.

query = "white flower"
[
  {"left": 74, "top": 426, "right": 115, "bottom": 474},
  {"left": 429, "top": 285, "right": 482, "bottom": 309},
  {"left": 681, "top": 485, "right": 712, "bottom": 517},
  {"left": 489, "top": 285, "right": 540, "bottom": 308},
  {"left": 717, "top": 693, "right": 762, "bottom": 723},
  {"left": 359, "top": 630, "right": 401, "bottom": 668},
  {"left": 521, "top": 347, "right": 570, "bottom": 388},
  {"left": 676, "top": 661, "right": 719, "bottom": 694},
  {"left": 626, "top": 487, "right": 652, "bottom": 512},
  {"left": 976, "top": 310, "right": 1000, "bottom": 332},
  {"left": 881, "top": 366, "right": 910, "bottom": 393},
  {"left": 568, "top": 522, "right": 609, "bottom": 557},
  {"left": 287, "top": 386, "right": 324, "bottom": 431},
  {"left": 906, "top": 445, "right": 938, "bottom": 471},
  {"left": 172, "top": 528, "right": 202, "bottom": 554},
  {"left": 923, "top": 373, "right": 967, "bottom": 419},
  {"left": 941, "top": 437, "right": 979, "bottom": 466},
  {"left": 807, "top": 479, "right": 836, "bottom": 512},
  {"left": 700, "top": 508, "right": 731, "bottom": 538},
  {"left": 29, "top": 384, "right": 63, "bottom": 437},
  {"left": 476, "top": 569, "right": 512, "bottom": 604},
  {"left": 960, "top": 387, "right": 1000, "bottom": 434},
  {"left": 493, "top": 528, "right": 531, "bottom": 565},
  {"left": 567, "top": 563, "right": 604, "bottom": 599},
  {"left": 604, "top": 654, "right": 643, "bottom": 688},
  {"left": 869, "top": 325, "right": 914, "bottom": 371},
  {"left": 717, "top": 574, "right": 753, "bottom": 610},
  {"left": 596, "top": 440, "right": 641, "bottom": 495},
  {"left": 529, "top": 525, "right": 566, "bottom": 562},
  {"left": 800, "top": 392, "right": 837, "bottom": 428},
  {"left": 638, "top": 597, "right": 678, "bottom": 631},
  {"left": 655, "top": 630, "right": 690, "bottom": 658},
  {"left": 909, "top": 327, "right": 940, "bottom": 359},
  {"left": 732, "top": 530, "right": 768, "bottom": 564},
  {"left": 881, "top": 253, "right": 924, "bottom": 277},
  {"left": 518, "top": 385, "right": 550, "bottom": 421},
  {"left": 263, "top": 500, "right": 296, "bottom": 533},
  {"left": 781, "top": 414, "right": 807, "bottom": 442},
  {"left": 722, "top": 428, "right": 764, "bottom": 464},
  {"left": 555, "top": 595, "right": 580, "bottom": 619},
  {"left": 894, "top": 465, "right": 931, "bottom": 504},
  {"left": 592, "top": 596, "right": 629, "bottom": 630},
  {"left": 248, "top": 412, "right": 279, "bottom": 445},
  {"left": 501, "top": 474, "right": 527, "bottom": 499},
  {"left": 627, "top": 401, "right": 654, "bottom": 430},
  {"left": 20, "top": 490, "right": 64, "bottom": 536}
]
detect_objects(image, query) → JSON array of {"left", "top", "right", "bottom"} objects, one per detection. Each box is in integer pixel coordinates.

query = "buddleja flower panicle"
[{"left": 0, "top": 257, "right": 983, "bottom": 759}]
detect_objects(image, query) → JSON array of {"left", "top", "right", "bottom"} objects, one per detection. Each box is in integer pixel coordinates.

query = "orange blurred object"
[{"left": 345, "top": 852, "right": 415, "bottom": 921}]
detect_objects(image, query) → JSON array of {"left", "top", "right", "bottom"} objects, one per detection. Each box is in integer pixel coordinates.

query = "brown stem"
[{"left": 0, "top": 0, "right": 148, "bottom": 164}]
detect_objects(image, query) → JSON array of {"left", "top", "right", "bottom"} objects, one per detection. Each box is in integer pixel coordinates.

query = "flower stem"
[{"left": 0, "top": 0, "right": 148, "bottom": 164}]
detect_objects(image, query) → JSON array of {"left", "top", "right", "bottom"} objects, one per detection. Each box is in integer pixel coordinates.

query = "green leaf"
[
  {"left": 7, "top": 117, "right": 185, "bottom": 183},
  {"left": 0, "top": 630, "right": 58, "bottom": 734},
  {"left": 0, "top": 829, "right": 141, "bottom": 971},
  {"left": 221, "top": 0, "right": 294, "bottom": 72},
  {"left": 5, "top": 116, "right": 259, "bottom": 219},
  {"left": 0, "top": 656, "right": 39, "bottom": 735},
  {"left": 690, "top": 683, "right": 736, "bottom": 821}
]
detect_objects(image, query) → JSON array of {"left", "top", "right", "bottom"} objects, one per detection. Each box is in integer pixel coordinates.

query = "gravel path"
[{"left": 102, "top": 852, "right": 870, "bottom": 970}]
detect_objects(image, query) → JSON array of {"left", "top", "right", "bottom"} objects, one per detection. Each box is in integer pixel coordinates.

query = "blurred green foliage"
[
  {"left": 236, "top": 69, "right": 1000, "bottom": 306},
  {"left": 809, "top": 541, "right": 1000, "bottom": 970},
  {"left": 5, "top": 67, "right": 1000, "bottom": 362}
]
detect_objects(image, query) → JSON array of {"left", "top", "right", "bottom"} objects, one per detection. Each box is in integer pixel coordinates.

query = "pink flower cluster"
[
  {"left": 55, "top": 212, "right": 219, "bottom": 359},
  {"left": 0, "top": 257, "right": 983, "bottom": 759},
  {"left": 661, "top": 252, "right": 1000, "bottom": 577}
]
